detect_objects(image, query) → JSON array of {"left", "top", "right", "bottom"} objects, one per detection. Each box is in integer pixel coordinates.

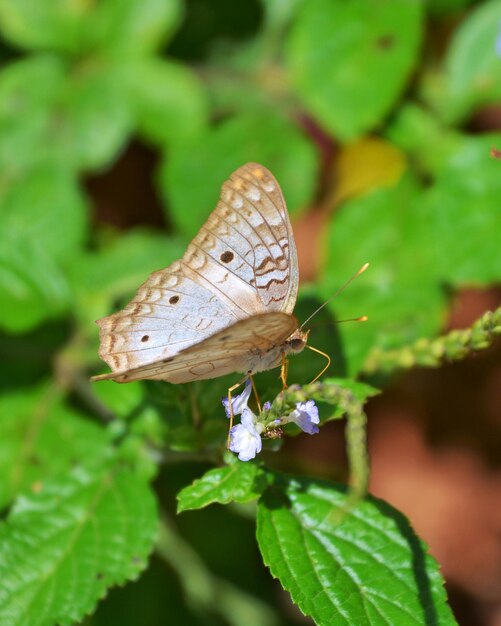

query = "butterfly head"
[{"left": 286, "top": 328, "right": 309, "bottom": 354}]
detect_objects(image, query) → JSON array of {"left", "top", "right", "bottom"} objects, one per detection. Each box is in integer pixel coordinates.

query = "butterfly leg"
[
  {"left": 249, "top": 375, "right": 261, "bottom": 413},
  {"left": 280, "top": 353, "right": 289, "bottom": 390},
  {"left": 226, "top": 377, "right": 247, "bottom": 448},
  {"left": 305, "top": 344, "right": 331, "bottom": 383}
]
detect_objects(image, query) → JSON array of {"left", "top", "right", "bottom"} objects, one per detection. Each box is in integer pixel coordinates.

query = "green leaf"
[
  {"left": 0, "top": 166, "right": 86, "bottom": 333},
  {"left": 437, "top": 0, "right": 501, "bottom": 123},
  {"left": 321, "top": 174, "right": 446, "bottom": 374},
  {"left": 87, "top": 0, "right": 183, "bottom": 55},
  {"left": 68, "top": 230, "right": 186, "bottom": 326},
  {"left": 127, "top": 58, "right": 208, "bottom": 147},
  {"left": 0, "top": 0, "right": 87, "bottom": 53},
  {"left": 389, "top": 106, "right": 501, "bottom": 285},
  {"left": 388, "top": 111, "right": 501, "bottom": 285},
  {"left": 0, "top": 55, "right": 65, "bottom": 173},
  {"left": 411, "top": 133, "right": 501, "bottom": 285},
  {"left": 426, "top": 0, "right": 477, "bottom": 15},
  {"left": 0, "top": 384, "right": 112, "bottom": 509},
  {"left": 0, "top": 0, "right": 182, "bottom": 55},
  {"left": 91, "top": 381, "right": 167, "bottom": 482},
  {"left": 426, "top": 0, "right": 477, "bottom": 16},
  {"left": 323, "top": 130, "right": 500, "bottom": 374},
  {"left": 92, "top": 379, "right": 147, "bottom": 418},
  {"left": 177, "top": 462, "right": 269, "bottom": 512},
  {"left": 162, "top": 111, "right": 318, "bottom": 237},
  {"left": 54, "top": 62, "right": 133, "bottom": 171},
  {"left": 0, "top": 232, "right": 71, "bottom": 333},
  {"left": 0, "top": 56, "right": 132, "bottom": 173},
  {"left": 257, "top": 475, "right": 457, "bottom": 626},
  {"left": 385, "top": 103, "right": 454, "bottom": 173},
  {"left": 286, "top": 0, "right": 422, "bottom": 140},
  {"left": 0, "top": 462, "right": 158, "bottom": 626},
  {"left": 0, "top": 166, "right": 88, "bottom": 263}
]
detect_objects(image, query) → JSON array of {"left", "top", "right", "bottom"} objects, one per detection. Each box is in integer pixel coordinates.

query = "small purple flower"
[
  {"left": 285, "top": 400, "right": 320, "bottom": 435},
  {"left": 222, "top": 379, "right": 252, "bottom": 418},
  {"left": 222, "top": 384, "right": 320, "bottom": 460},
  {"left": 229, "top": 408, "right": 262, "bottom": 461}
]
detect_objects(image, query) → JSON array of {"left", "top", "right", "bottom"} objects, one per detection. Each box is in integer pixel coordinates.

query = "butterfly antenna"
[
  {"left": 336, "top": 315, "right": 368, "bottom": 324},
  {"left": 306, "top": 344, "right": 331, "bottom": 383},
  {"left": 300, "top": 263, "right": 369, "bottom": 329}
]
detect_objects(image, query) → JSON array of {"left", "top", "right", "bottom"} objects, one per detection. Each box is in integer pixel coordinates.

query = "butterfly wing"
[
  {"left": 185, "top": 162, "right": 298, "bottom": 316},
  {"left": 95, "top": 163, "right": 299, "bottom": 379},
  {"left": 92, "top": 312, "right": 298, "bottom": 383}
]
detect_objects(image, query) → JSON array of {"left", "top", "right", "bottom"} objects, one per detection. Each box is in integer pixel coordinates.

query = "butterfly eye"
[
  {"left": 290, "top": 338, "right": 304, "bottom": 350},
  {"left": 220, "top": 251, "right": 234, "bottom": 263},
  {"left": 169, "top": 296, "right": 180, "bottom": 304}
]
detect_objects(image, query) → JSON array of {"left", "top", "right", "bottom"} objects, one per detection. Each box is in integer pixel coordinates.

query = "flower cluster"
[{"left": 222, "top": 380, "right": 320, "bottom": 461}]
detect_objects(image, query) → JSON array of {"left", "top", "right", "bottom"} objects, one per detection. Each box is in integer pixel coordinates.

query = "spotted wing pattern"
[
  {"left": 94, "top": 163, "right": 299, "bottom": 381},
  {"left": 92, "top": 312, "right": 298, "bottom": 383}
]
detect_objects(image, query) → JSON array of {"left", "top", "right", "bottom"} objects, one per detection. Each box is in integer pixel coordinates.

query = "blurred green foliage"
[{"left": 0, "top": 0, "right": 499, "bottom": 624}]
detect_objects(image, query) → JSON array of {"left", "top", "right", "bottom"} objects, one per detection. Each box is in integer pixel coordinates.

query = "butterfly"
[{"left": 92, "top": 163, "right": 311, "bottom": 387}]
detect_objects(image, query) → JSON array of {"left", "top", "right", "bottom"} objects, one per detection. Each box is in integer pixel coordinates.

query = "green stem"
[
  {"left": 274, "top": 382, "right": 370, "bottom": 502},
  {"left": 156, "top": 514, "right": 279, "bottom": 626},
  {"left": 362, "top": 307, "right": 501, "bottom": 376}
]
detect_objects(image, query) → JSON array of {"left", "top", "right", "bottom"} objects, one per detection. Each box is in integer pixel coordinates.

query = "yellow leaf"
[{"left": 332, "top": 137, "right": 407, "bottom": 205}]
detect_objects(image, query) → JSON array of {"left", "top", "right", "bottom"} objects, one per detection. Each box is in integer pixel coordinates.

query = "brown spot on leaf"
[{"left": 376, "top": 34, "right": 394, "bottom": 49}]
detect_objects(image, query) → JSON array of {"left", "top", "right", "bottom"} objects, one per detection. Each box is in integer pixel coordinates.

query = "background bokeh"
[{"left": 0, "top": 0, "right": 500, "bottom": 624}]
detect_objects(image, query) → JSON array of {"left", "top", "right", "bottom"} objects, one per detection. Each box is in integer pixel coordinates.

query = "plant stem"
[
  {"left": 156, "top": 514, "right": 279, "bottom": 626},
  {"left": 275, "top": 382, "right": 370, "bottom": 501},
  {"left": 362, "top": 307, "right": 501, "bottom": 376}
]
